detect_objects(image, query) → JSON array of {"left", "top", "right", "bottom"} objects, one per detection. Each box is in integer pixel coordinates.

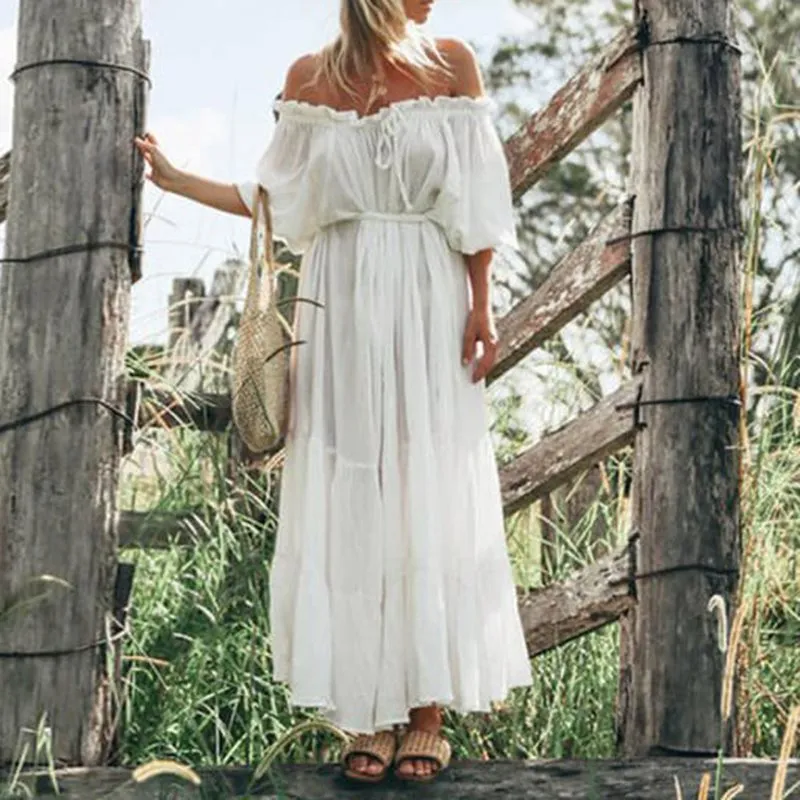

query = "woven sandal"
[
  {"left": 393, "top": 728, "right": 452, "bottom": 783},
  {"left": 340, "top": 729, "right": 398, "bottom": 784}
]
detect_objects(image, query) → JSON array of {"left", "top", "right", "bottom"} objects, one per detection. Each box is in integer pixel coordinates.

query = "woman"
[{"left": 134, "top": 0, "right": 532, "bottom": 785}]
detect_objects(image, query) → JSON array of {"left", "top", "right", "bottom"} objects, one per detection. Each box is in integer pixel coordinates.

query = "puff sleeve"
[
  {"left": 438, "top": 104, "right": 519, "bottom": 255},
  {"left": 235, "top": 114, "right": 321, "bottom": 254}
]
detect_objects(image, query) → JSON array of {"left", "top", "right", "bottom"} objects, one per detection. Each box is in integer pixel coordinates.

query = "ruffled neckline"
[{"left": 273, "top": 94, "right": 495, "bottom": 126}]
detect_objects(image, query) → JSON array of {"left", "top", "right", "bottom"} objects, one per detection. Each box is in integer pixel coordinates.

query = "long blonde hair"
[{"left": 315, "top": 0, "right": 449, "bottom": 105}]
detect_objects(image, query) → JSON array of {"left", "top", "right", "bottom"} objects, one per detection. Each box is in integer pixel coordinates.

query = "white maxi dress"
[{"left": 236, "top": 94, "right": 533, "bottom": 734}]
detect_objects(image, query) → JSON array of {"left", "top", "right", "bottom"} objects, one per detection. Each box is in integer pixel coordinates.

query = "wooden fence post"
[
  {"left": 617, "top": 0, "right": 742, "bottom": 755},
  {"left": 0, "top": 0, "right": 147, "bottom": 766},
  {"left": 168, "top": 277, "right": 206, "bottom": 352}
]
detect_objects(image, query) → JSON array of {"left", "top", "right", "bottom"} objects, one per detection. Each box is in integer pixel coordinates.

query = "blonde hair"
[{"left": 315, "top": 0, "right": 450, "bottom": 106}]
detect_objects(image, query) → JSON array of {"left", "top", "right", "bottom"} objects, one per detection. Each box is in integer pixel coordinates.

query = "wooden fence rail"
[
  {"left": 519, "top": 546, "right": 634, "bottom": 657},
  {"left": 506, "top": 26, "right": 641, "bottom": 199},
  {"left": 500, "top": 377, "right": 641, "bottom": 515},
  {"left": 489, "top": 200, "right": 633, "bottom": 384}
]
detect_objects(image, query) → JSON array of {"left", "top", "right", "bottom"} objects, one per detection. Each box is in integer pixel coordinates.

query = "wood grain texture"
[
  {"left": 500, "top": 378, "right": 642, "bottom": 516},
  {"left": 489, "top": 201, "right": 633, "bottom": 385},
  {"left": 519, "top": 547, "right": 634, "bottom": 657},
  {"left": 0, "top": 150, "right": 9, "bottom": 223},
  {"left": 167, "top": 277, "right": 206, "bottom": 352},
  {"left": 0, "top": 1, "right": 147, "bottom": 766},
  {"left": 617, "top": 0, "right": 743, "bottom": 756},
  {"left": 506, "top": 27, "right": 642, "bottom": 201},
  {"left": 164, "top": 259, "right": 246, "bottom": 396},
  {"left": 1, "top": 759, "right": 795, "bottom": 798}
]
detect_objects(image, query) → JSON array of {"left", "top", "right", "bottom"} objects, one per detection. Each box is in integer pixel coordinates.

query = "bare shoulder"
[
  {"left": 282, "top": 52, "right": 322, "bottom": 103},
  {"left": 435, "top": 38, "right": 484, "bottom": 98}
]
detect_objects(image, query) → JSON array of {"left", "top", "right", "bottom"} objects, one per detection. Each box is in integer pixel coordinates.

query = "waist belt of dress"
[
  {"left": 354, "top": 211, "right": 429, "bottom": 223},
  {"left": 319, "top": 211, "right": 434, "bottom": 230}
]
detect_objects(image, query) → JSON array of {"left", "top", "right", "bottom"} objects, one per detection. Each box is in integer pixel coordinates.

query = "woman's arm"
[
  {"left": 134, "top": 132, "right": 251, "bottom": 217},
  {"left": 134, "top": 57, "right": 315, "bottom": 218},
  {"left": 461, "top": 248, "right": 499, "bottom": 384},
  {"left": 167, "top": 169, "right": 251, "bottom": 217},
  {"left": 439, "top": 38, "right": 499, "bottom": 381}
]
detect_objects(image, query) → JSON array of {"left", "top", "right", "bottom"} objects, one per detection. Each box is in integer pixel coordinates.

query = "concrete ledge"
[{"left": 2, "top": 758, "right": 798, "bottom": 798}]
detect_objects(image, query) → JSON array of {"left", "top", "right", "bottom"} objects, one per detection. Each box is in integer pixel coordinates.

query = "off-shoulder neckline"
[{"left": 273, "top": 94, "right": 495, "bottom": 125}]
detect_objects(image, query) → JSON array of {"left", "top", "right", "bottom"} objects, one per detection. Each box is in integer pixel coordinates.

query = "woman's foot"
[
  {"left": 343, "top": 729, "right": 397, "bottom": 781},
  {"left": 394, "top": 704, "right": 445, "bottom": 780},
  {"left": 345, "top": 751, "right": 385, "bottom": 779}
]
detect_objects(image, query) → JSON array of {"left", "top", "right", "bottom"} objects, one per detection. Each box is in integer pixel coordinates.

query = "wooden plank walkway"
[{"left": 2, "top": 758, "right": 797, "bottom": 798}]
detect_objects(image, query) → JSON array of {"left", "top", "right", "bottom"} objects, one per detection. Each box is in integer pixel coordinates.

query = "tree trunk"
[
  {"left": 0, "top": 0, "right": 147, "bottom": 766},
  {"left": 617, "top": 0, "right": 742, "bottom": 755}
]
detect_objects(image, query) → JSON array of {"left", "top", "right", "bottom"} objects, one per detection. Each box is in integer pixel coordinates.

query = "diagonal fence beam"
[
  {"left": 489, "top": 200, "right": 633, "bottom": 385},
  {"left": 519, "top": 545, "right": 634, "bottom": 658},
  {"left": 506, "top": 26, "right": 642, "bottom": 201},
  {"left": 500, "top": 377, "right": 642, "bottom": 516}
]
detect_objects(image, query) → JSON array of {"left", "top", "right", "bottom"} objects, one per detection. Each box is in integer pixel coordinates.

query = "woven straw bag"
[{"left": 231, "top": 185, "right": 292, "bottom": 454}]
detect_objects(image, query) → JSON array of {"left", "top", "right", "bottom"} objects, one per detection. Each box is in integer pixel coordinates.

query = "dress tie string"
[{"left": 374, "top": 106, "right": 414, "bottom": 212}]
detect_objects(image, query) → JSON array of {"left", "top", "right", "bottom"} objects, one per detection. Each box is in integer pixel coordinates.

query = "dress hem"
[{"left": 286, "top": 677, "right": 534, "bottom": 734}]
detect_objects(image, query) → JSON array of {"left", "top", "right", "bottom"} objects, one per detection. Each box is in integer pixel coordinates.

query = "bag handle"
[{"left": 246, "top": 185, "right": 277, "bottom": 313}]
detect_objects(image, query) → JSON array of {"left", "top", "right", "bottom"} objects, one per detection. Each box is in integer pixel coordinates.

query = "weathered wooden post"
[
  {"left": 0, "top": 0, "right": 147, "bottom": 765},
  {"left": 617, "top": 0, "right": 742, "bottom": 755},
  {"left": 168, "top": 277, "right": 206, "bottom": 352}
]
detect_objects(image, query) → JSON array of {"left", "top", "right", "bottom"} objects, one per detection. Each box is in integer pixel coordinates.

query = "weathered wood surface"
[
  {"left": 0, "top": 1, "right": 148, "bottom": 766},
  {"left": 489, "top": 201, "right": 633, "bottom": 385},
  {"left": 164, "top": 259, "right": 246, "bottom": 395},
  {"left": 617, "top": 0, "right": 743, "bottom": 756},
  {"left": 519, "top": 547, "right": 634, "bottom": 657},
  {"left": 2, "top": 759, "right": 796, "bottom": 798},
  {"left": 0, "top": 150, "right": 9, "bottom": 223},
  {"left": 168, "top": 277, "right": 206, "bottom": 351},
  {"left": 506, "top": 27, "right": 642, "bottom": 201},
  {"left": 500, "top": 378, "right": 641, "bottom": 516}
]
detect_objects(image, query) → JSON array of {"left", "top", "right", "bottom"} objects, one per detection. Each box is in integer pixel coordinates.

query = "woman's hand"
[
  {"left": 134, "top": 132, "right": 181, "bottom": 191},
  {"left": 462, "top": 307, "right": 499, "bottom": 384}
]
